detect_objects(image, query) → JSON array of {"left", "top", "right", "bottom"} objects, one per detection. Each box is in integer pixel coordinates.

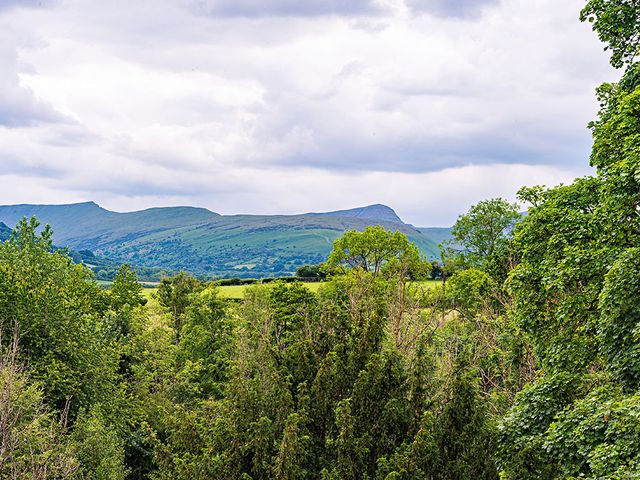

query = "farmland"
[{"left": 141, "top": 279, "right": 442, "bottom": 301}]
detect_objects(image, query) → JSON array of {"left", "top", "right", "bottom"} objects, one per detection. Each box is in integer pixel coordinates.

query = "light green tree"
[
  {"left": 325, "top": 226, "right": 424, "bottom": 280},
  {"left": 444, "top": 198, "right": 520, "bottom": 282}
]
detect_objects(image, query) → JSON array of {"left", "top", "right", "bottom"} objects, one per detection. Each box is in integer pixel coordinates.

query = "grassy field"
[
  {"left": 215, "top": 279, "right": 440, "bottom": 299},
  {"left": 140, "top": 279, "right": 441, "bottom": 301},
  {"left": 141, "top": 288, "right": 158, "bottom": 301}
]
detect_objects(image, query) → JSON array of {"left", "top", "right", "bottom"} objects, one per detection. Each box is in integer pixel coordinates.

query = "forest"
[{"left": 2, "top": 0, "right": 640, "bottom": 478}]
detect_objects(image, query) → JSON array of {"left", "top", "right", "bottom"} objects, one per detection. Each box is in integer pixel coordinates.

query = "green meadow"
[{"left": 141, "top": 279, "right": 441, "bottom": 301}]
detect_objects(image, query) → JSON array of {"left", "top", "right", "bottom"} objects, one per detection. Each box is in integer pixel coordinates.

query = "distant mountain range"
[{"left": 0, "top": 202, "right": 453, "bottom": 278}]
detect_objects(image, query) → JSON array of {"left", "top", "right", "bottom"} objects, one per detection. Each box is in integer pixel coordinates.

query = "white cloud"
[
  {"left": 0, "top": 162, "right": 591, "bottom": 226},
  {"left": 0, "top": 0, "right": 617, "bottom": 225}
]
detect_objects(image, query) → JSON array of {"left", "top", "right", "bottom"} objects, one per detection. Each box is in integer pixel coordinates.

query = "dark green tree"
[{"left": 156, "top": 272, "right": 203, "bottom": 342}]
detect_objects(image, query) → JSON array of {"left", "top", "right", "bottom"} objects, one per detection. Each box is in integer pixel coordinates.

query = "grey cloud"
[
  {"left": 242, "top": 81, "right": 595, "bottom": 174},
  {"left": 40, "top": 125, "right": 102, "bottom": 148},
  {"left": 0, "top": 87, "right": 67, "bottom": 127},
  {"left": 0, "top": 154, "right": 66, "bottom": 178},
  {"left": 0, "top": 31, "right": 67, "bottom": 127},
  {"left": 405, "top": 0, "right": 499, "bottom": 19},
  {"left": 0, "top": 0, "right": 614, "bottom": 225},
  {"left": 0, "top": 0, "right": 55, "bottom": 11},
  {"left": 190, "top": 0, "right": 384, "bottom": 18},
  {"left": 266, "top": 130, "right": 591, "bottom": 174}
]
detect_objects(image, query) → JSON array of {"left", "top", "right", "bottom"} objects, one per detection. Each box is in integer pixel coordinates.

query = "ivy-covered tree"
[{"left": 498, "top": 2, "right": 640, "bottom": 477}]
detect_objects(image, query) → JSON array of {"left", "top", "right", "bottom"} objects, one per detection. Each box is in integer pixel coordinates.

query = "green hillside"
[
  {"left": 0, "top": 222, "right": 11, "bottom": 242},
  {"left": 0, "top": 202, "right": 449, "bottom": 277},
  {"left": 417, "top": 227, "right": 454, "bottom": 250},
  {"left": 0, "top": 220, "right": 170, "bottom": 281},
  {"left": 309, "top": 203, "right": 404, "bottom": 223}
]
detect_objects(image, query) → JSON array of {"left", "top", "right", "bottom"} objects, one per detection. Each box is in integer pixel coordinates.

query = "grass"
[
  {"left": 215, "top": 279, "right": 439, "bottom": 299},
  {"left": 142, "top": 288, "right": 157, "bottom": 300},
  {"left": 216, "top": 285, "right": 246, "bottom": 299},
  {"left": 132, "top": 279, "right": 441, "bottom": 302},
  {"left": 216, "top": 281, "right": 324, "bottom": 299},
  {"left": 413, "top": 279, "right": 441, "bottom": 289}
]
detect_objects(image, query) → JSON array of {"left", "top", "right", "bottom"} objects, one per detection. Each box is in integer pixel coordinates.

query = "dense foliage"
[
  {"left": 2, "top": 1, "right": 640, "bottom": 478},
  {"left": 1, "top": 218, "right": 522, "bottom": 479},
  {"left": 497, "top": 3, "right": 640, "bottom": 478}
]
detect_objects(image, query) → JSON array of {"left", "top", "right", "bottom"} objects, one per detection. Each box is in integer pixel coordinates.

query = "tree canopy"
[{"left": 325, "top": 226, "right": 424, "bottom": 279}]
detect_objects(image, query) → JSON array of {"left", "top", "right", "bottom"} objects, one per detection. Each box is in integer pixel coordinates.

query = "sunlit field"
[
  {"left": 214, "top": 279, "right": 441, "bottom": 299},
  {"left": 140, "top": 279, "right": 441, "bottom": 301}
]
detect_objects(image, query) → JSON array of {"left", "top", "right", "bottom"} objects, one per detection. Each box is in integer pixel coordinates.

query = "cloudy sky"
[{"left": 0, "top": 0, "right": 617, "bottom": 225}]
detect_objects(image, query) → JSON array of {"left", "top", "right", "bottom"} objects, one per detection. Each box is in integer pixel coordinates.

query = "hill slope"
[
  {"left": 0, "top": 202, "right": 450, "bottom": 277},
  {"left": 0, "top": 222, "right": 11, "bottom": 242},
  {"left": 417, "top": 227, "right": 454, "bottom": 249}
]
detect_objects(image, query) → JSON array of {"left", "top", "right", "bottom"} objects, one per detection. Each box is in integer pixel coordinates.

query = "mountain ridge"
[
  {"left": 0, "top": 202, "right": 451, "bottom": 278},
  {"left": 308, "top": 204, "right": 404, "bottom": 224}
]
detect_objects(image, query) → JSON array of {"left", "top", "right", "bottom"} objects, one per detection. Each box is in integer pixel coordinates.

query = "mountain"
[
  {"left": 310, "top": 204, "right": 404, "bottom": 224},
  {"left": 417, "top": 227, "right": 454, "bottom": 248},
  {"left": 0, "top": 222, "right": 11, "bottom": 242},
  {"left": 0, "top": 202, "right": 451, "bottom": 278}
]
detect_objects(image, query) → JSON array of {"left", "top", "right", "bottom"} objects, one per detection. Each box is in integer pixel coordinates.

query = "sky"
[{"left": 0, "top": 0, "right": 618, "bottom": 226}]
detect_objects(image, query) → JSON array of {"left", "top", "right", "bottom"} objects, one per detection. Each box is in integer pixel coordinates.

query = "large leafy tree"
[
  {"left": 581, "top": 0, "right": 640, "bottom": 69},
  {"left": 444, "top": 198, "right": 520, "bottom": 282},
  {"left": 499, "top": 1, "right": 640, "bottom": 477},
  {"left": 325, "top": 226, "right": 424, "bottom": 280},
  {"left": 0, "top": 217, "right": 118, "bottom": 413}
]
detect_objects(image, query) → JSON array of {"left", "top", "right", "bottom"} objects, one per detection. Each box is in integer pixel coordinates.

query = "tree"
[
  {"left": 273, "top": 413, "right": 310, "bottom": 480},
  {"left": 0, "top": 217, "right": 118, "bottom": 413},
  {"left": 156, "top": 272, "right": 203, "bottom": 342},
  {"left": 581, "top": 0, "right": 640, "bottom": 69},
  {"left": 598, "top": 248, "right": 640, "bottom": 391},
  {"left": 8, "top": 216, "right": 53, "bottom": 251},
  {"left": 446, "top": 268, "right": 493, "bottom": 320},
  {"left": 444, "top": 198, "right": 520, "bottom": 281},
  {"left": 176, "top": 285, "right": 233, "bottom": 400},
  {"left": 325, "top": 226, "right": 424, "bottom": 280},
  {"left": 295, "top": 264, "right": 326, "bottom": 280},
  {"left": 0, "top": 334, "right": 79, "bottom": 479},
  {"left": 70, "top": 406, "right": 128, "bottom": 480},
  {"left": 110, "top": 264, "right": 144, "bottom": 311},
  {"left": 498, "top": 2, "right": 640, "bottom": 477},
  {"left": 108, "top": 264, "right": 145, "bottom": 342}
]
